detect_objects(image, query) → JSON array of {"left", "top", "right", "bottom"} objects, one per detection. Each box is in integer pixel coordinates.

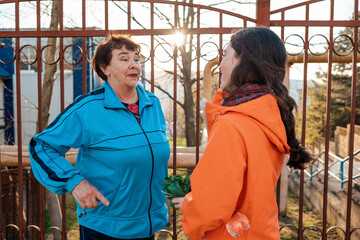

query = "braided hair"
[{"left": 228, "top": 27, "right": 311, "bottom": 169}]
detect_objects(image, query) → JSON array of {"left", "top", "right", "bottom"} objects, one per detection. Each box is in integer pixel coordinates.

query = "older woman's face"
[
  {"left": 219, "top": 43, "right": 239, "bottom": 91},
  {"left": 102, "top": 46, "right": 142, "bottom": 89}
]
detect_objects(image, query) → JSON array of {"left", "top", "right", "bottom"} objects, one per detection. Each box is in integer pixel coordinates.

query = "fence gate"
[{"left": 0, "top": 0, "right": 359, "bottom": 239}]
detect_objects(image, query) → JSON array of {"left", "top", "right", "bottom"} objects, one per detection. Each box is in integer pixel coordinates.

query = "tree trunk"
[
  {"left": 37, "top": 1, "right": 63, "bottom": 239},
  {"left": 46, "top": 190, "right": 62, "bottom": 240},
  {"left": 179, "top": 33, "right": 196, "bottom": 147}
]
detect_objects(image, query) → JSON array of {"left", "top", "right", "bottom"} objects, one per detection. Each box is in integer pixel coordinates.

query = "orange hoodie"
[{"left": 180, "top": 89, "right": 290, "bottom": 240}]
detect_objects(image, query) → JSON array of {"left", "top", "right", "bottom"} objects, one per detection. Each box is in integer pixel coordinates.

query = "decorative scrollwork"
[
  {"left": 284, "top": 34, "right": 305, "bottom": 56},
  {"left": 302, "top": 224, "right": 323, "bottom": 237},
  {"left": 19, "top": 45, "right": 37, "bottom": 65},
  {"left": 138, "top": 43, "right": 151, "bottom": 63},
  {"left": 0, "top": 44, "right": 16, "bottom": 64},
  {"left": 333, "top": 34, "right": 353, "bottom": 56},
  {"left": 308, "top": 34, "right": 329, "bottom": 56},
  {"left": 154, "top": 42, "right": 174, "bottom": 63},
  {"left": 41, "top": 45, "right": 60, "bottom": 65},
  {"left": 200, "top": 41, "right": 219, "bottom": 61},
  {"left": 85, "top": 44, "right": 98, "bottom": 63},
  {"left": 63, "top": 44, "right": 83, "bottom": 65},
  {"left": 326, "top": 225, "right": 346, "bottom": 237}
]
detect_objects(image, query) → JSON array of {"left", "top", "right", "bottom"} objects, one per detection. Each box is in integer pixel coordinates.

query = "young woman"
[{"left": 172, "top": 27, "right": 311, "bottom": 239}]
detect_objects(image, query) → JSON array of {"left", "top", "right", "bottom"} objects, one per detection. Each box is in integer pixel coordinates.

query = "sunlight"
[{"left": 170, "top": 32, "right": 185, "bottom": 46}]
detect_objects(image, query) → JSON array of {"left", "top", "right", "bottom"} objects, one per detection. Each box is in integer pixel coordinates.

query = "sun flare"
[{"left": 171, "top": 32, "right": 185, "bottom": 46}]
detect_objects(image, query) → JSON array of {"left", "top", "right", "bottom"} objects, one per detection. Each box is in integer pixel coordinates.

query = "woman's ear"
[{"left": 100, "top": 66, "right": 109, "bottom": 77}]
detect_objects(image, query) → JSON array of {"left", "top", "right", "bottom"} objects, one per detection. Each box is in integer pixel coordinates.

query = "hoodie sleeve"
[
  {"left": 180, "top": 117, "right": 247, "bottom": 240},
  {"left": 28, "top": 106, "right": 87, "bottom": 194}
]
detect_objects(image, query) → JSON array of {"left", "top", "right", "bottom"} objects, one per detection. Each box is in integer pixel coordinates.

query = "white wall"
[{"left": 12, "top": 70, "right": 74, "bottom": 146}]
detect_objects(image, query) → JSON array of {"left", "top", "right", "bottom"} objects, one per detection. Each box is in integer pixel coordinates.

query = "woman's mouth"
[{"left": 128, "top": 74, "right": 138, "bottom": 78}]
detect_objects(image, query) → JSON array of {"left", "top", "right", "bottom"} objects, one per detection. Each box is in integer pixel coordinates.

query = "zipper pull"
[{"left": 79, "top": 212, "right": 87, "bottom": 218}]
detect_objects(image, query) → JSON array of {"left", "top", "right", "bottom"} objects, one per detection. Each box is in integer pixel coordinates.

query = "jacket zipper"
[{"left": 132, "top": 111, "right": 155, "bottom": 237}]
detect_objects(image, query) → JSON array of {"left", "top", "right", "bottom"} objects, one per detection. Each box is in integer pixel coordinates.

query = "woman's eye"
[
  {"left": 134, "top": 58, "right": 140, "bottom": 62},
  {"left": 120, "top": 58, "right": 128, "bottom": 62}
]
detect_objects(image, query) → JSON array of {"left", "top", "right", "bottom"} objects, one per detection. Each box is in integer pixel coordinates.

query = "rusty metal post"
[{"left": 256, "top": 0, "right": 270, "bottom": 27}]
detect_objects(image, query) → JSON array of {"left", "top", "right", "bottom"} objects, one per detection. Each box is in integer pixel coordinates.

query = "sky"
[{"left": 0, "top": 0, "right": 357, "bottom": 81}]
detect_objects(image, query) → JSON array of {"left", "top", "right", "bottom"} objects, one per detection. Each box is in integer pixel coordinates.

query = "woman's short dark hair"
[
  {"left": 228, "top": 27, "right": 312, "bottom": 169},
  {"left": 92, "top": 34, "right": 140, "bottom": 81}
]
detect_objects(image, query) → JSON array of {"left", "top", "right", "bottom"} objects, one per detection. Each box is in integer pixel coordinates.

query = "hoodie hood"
[{"left": 205, "top": 89, "right": 290, "bottom": 154}]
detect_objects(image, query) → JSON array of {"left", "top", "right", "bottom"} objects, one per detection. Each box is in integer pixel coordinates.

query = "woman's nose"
[{"left": 129, "top": 60, "right": 137, "bottom": 69}]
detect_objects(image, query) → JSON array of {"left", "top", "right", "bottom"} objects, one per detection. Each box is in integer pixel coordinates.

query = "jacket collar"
[
  {"left": 104, "top": 81, "right": 153, "bottom": 112},
  {"left": 205, "top": 88, "right": 290, "bottom": 154}
]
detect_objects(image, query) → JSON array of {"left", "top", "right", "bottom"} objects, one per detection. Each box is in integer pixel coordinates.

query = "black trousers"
[{"left": 79, "top": 225, "right": 155, "bottom": 240}]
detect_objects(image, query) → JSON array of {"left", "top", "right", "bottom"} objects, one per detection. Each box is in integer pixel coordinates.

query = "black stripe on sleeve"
[{"left": 29, "top": 138, "right": 68, "bottom": 182}]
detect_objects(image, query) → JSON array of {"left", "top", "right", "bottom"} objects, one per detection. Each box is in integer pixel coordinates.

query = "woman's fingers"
[
  {"left": 96, "top": 192, "right": 110, "bottom": 206},
  {"left": 72, "top": 179, "right": 109, "bottom": 209},
  {"left": 171, "top": 197, "right": 184, "bottom": 208}
]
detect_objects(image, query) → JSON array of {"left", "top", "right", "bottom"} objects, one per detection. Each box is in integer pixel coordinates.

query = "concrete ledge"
[
  {"left": 288, "top": 173, "right": 360, "bottom": 239},
  {"left": 0, "top": 146, "right": 201, "bottom": 168}
]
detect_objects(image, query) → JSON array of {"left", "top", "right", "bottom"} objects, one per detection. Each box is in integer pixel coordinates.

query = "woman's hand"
[
  {"left": 171, "top": 197, "right": 184, "bottom": 208},
  {"left": 71, "top": 179, "right": 109, "bottom": 209}
]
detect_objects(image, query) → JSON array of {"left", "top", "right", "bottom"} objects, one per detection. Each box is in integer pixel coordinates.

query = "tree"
[
  {"left": 38, "top": 1, "right": 63, "bottom": 239},
  {"left": 112, "top": 0, "right": 252, "bottom": 146},
  {"left": 304, "top": 21, "right": 360, "bottom": 146}
]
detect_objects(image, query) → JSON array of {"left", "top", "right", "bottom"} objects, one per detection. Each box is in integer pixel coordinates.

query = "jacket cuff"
[{"left": 65, "top": 174, "right": 85, "bottom": 193}]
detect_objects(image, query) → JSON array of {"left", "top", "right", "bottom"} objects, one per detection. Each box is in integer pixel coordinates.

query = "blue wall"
[
  {"left": 0, "top": 38, "right": 15, "bottom": 145},
  {"left": 72, "top": 37, "right": 91, "bottom": 99}
]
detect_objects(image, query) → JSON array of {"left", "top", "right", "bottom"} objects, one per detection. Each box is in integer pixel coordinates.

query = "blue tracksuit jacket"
[{"left": 29, "top": 81, "right": 170, "bottom": 238}]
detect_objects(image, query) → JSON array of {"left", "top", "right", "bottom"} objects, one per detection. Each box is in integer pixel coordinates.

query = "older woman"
[{"left": 29, "top": 35, "right": 170, "bottom": 240}]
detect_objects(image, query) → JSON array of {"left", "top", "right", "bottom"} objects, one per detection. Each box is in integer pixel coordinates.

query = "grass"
[
  {"left": 169, "top": 137, "right": 187, "bottom": 147},
  {"left": 279, "top": 192, "right": 342, "bottom": 240}
]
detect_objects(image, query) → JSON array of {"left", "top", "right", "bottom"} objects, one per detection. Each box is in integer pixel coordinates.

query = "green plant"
[{"left": 162, "top": 174, "right": 191, "bottom": 206}]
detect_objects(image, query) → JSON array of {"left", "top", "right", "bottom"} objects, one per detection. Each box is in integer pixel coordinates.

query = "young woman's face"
[
  {"left": 102, "top": 47, "right": 142, "bottom": 89},
  {"left": 219, "top": 43, "right": 239, "bottom": 90}
]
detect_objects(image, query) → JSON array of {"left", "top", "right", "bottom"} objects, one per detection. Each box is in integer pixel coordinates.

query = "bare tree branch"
[
  {"left": 209, "top": 0, "right": 255, "bottom": 7},
  {"left": 140, "top": 76, "right": 184, "bottom": 109}
]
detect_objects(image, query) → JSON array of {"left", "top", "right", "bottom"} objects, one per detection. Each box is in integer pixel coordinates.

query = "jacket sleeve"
[
  {"left": 28, "top": 106, "right": 87, "bottom": 194},
  {"left": 180, "top": 118, "right": 247, "bottom": 240}
]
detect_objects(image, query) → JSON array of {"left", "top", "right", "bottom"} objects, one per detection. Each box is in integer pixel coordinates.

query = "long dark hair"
[{"left": 228, "top": 27, "right": 311, "bottom": 169}]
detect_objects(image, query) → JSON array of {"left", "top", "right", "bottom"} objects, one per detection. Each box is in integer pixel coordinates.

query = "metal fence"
[{"left": 1, "top": 0, "right": 360, "bottom": 239}]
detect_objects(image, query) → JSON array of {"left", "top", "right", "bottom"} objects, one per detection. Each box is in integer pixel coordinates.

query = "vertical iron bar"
[
  {"left": 82, "top": 0, "right": 86, "bottom": 31},
  {"left": 172, "top": 5, "right": 178, "bottom": 240},
  {"left": 219, "top": 12, "right": 223, "bottom": 86},
  {"left": 26, "top": 170, "right": 29, "bottom": 239},
  {"left": 281, "top": 11, "right": 284, "bottom": 41},
  {"left": 36, "top": 29, "right": 45, "bottom": 240},
  {"left": 196, "top": 6, "right": 200, "bottom": 164},
  {"left": 15, "top": 0, "right": 23, "bottom": 235},
  {"left": 276, "top": 13, "right": 285, "bottom": 209},
  {"left": 322, "top": 1, "right": 334, "bottom": 239},
  {"left": 82, "top": 37, "right": 87, "bottom": 94},
  {"left": 59, "top": 0, "right": 63, "bottom": 31},
  {"left": 34, "top": 1, "right": 41, "bottom": 238},
  {"left": 128, "top": 0, "right": 131, "bottom": 30},
  {"left": 298, "top": 4, "right": 310, "bottom": 240},
  {"left": 5, "top": 171, "right": 9, "bottom": 238},
  {"left": 150, "top": 0, "right": 154, "bottom": 93},
  {"left": 341, "top": 162, "right": 344, "bottom": 189},
  {"left": 82, "top": 0, "right": 87, "bottom": 94},
  {"left": 12, "top": 172, "right": 16, "bottom": 234},
  {"left": 59, "top": 35, "right": 66, "bottom": 240},
  {"left": 256, "top": 0, "right": 270, "bottom": 27},
  {"left": 0, "top": 151, "right": 2, "bottom": 239},
  {"left": 345, "top": 1, "right": 358, "bottom": 238},
  {"left": 105, "top": 0, "right": 108, "bottom": 32}
]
